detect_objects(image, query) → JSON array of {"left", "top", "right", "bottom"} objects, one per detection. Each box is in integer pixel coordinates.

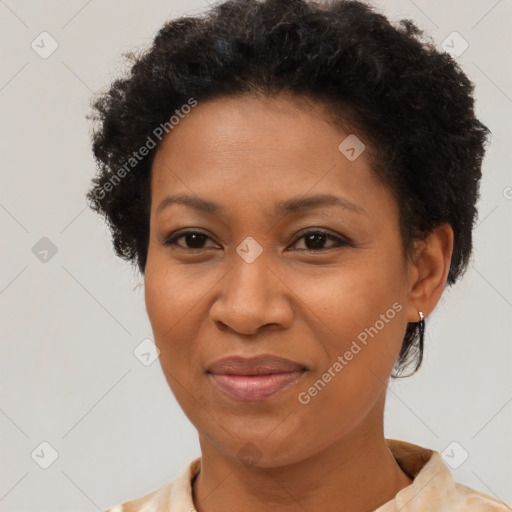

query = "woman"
[{"left": 86, "top": 0, "right": 510, "bottom": 510}]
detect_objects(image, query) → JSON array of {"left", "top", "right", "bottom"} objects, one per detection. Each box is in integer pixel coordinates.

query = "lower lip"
[{"left": 209, "top": 371, "right": 306, "bottom": 401}]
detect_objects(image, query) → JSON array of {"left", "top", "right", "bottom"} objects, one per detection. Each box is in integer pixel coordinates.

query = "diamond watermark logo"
[
  {"left": 441, "top": 441, "right": 469, "bottom": 469},
  {"left": 441, "top": 31, "right": 469, "bottom": 58},
  {"left": 31, "top": 32, "right": 59, "bottom": 59},
  {"left": 31, "top": 441, "right": 59, "bottom": 469},
  {"left": 133, "top": 338, "right": 160, "bottom": 366},
  {"left": 338, "top": 134, "right": 365, "bottom": 161},
  {"left": 237, "top": 442, "right": 262, "bottom": 466},
  {"left": 32, "top": 237, "right": 58, "bottom": 263},
  {"left": 236, "top": 237, "right": 263, "bottom": 263}
]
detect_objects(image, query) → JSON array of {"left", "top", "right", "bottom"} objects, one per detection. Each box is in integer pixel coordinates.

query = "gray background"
[{"left": 0, "top": 0, "right": 511, "bottom": 510}]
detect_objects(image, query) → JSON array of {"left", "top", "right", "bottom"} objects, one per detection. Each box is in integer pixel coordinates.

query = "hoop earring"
[
  {"left": 417, "top": 310, "right": 425, "bottom": 351},
  {"left": 417, "top": 309, "right": 425, "bottom": 327}
]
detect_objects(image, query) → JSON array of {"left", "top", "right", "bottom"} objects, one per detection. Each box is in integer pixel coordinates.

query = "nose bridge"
[
  {"left": 210, "top": 239, "right": 290, "bottom": 333},
  {"left": 233, "top": 241, "right": 271, "bottom": 297},
  {"left": 226, "top": 240, "right": 274, "bottom": 309}
]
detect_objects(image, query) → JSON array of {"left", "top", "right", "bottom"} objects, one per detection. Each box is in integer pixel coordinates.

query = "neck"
[{"left": 192, "top": 402, "right": 413, "bottom": 511}]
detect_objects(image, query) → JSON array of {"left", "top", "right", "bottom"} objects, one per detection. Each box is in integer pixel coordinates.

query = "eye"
[
  {"left": 162, "top": 229, "right": 350, "bottom": 252},
  {"left": 290, "top": 229, "right": 350, "bottom": 252},
  {"left": 162, "top": 230, "right": 217, "bottom": 250}
]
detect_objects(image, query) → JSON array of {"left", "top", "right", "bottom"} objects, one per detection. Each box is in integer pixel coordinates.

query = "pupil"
[
  {"left": 184, "top": 233, "right": 328, "bottom": 249},
  {"left": 306, "top": 233, "right": 325, "bottom": 249},
  {"left": 187, "top": 233, "right": 206, "bottom": 248}
]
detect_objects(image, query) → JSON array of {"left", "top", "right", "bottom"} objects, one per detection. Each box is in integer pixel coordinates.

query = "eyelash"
[{"left": 162, "top": 229, "right": 351, "bottom": 252}]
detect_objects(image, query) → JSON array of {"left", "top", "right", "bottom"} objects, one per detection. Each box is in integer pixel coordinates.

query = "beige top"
[{"left": 105, "top": 439, "right": 511, "bottom": 511}]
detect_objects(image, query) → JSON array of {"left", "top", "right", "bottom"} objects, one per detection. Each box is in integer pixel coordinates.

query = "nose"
[{"left": 209, "top": 251, "right": 293, "bottom": 336}]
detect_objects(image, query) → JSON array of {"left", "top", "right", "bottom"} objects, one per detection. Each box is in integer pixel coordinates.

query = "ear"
[{"left": 405, "top": 223, "right": 454, "bottom": 322}]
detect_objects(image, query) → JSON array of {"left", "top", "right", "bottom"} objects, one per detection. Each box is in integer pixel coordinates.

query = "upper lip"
[{"left": 207, "top": 354, "right": 307, "bottom": 375}]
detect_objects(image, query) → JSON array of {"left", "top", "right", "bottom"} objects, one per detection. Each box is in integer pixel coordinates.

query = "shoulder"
[
  {"left": 384, "top": 439, "right": 511, "bottom": 511},
  {"left": 102, "top": 456, "right": 201, "bottom": 512},
  {"left": 102, "top": 482, "right": 170, "bottom": 512},
  {"left": 447, "top": 480, "right": 511, "bottom": 511},
  {"left": 418, "top": 452, "right": 511, "bottom": 511}
]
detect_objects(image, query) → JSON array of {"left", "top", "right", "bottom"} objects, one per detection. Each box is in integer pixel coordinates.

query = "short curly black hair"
[{"left": 86, "top": 0, "right": 490, "bottom": 378}]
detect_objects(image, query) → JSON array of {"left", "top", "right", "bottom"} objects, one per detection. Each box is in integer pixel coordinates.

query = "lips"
[
  {"left": 207, "top": 354, "right": 307, "bottom": 375},
  {"left": 207, "top": 354, "right": 307, "bottom": 401}
]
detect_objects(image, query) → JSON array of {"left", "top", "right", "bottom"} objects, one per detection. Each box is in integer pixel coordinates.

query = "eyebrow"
[{"left": 155, "top": 193, "right": 366, "bottom": 216}]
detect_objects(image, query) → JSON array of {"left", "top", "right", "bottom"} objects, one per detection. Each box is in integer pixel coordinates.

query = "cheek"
[
  {"left": 144, "top": 247, "right": 207, "bottom": 335},
  {"left": 144, "top": 260, "right": 209, "bottom": 418},
  {"left": 143, "top": 253, "right": 197, "bottom": 366},
  {"left": 290, "top": 296, "right": 406, "bottom": 457},
  {"left": 143, "top": 250, "right": 223, "bottom": 402},
  {"left": 294, "top": 253, "right": 407, "bottom": 410},
  {"left": 299, "top": 249, "right": 407, "bottom": 343}
]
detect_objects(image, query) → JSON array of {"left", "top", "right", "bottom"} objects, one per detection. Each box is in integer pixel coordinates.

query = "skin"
[{"left": 144, "top": 92, "right": 453, "bottom": 512}]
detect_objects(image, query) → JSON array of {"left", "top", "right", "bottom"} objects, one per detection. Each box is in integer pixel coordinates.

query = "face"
[{"left": 144, "top": 93, "right": 413, "bottom": 468}]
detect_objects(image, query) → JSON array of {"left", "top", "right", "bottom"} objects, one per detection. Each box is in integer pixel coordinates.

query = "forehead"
[
  {"left": 149, "top": 93, "right": 395, "bottom": 221},
  {"left": 152, "top": 92, "right": 353, "bottom": 165}
]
